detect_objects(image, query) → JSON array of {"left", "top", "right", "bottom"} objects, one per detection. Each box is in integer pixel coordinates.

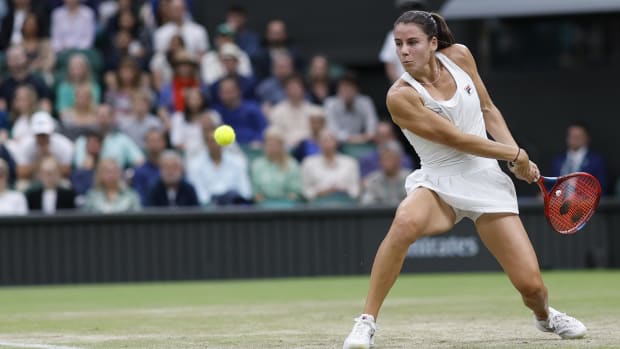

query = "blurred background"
[{"left": 0, "top": 0, "right": 619, "bottom": 285}]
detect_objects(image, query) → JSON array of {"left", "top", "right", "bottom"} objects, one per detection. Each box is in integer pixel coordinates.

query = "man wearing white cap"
[
  {"left": 201, "top": 24, "right": 253, "bottom": 85},
  {"left": 13, "top": 111, "right": 74, "bottom": 185}
]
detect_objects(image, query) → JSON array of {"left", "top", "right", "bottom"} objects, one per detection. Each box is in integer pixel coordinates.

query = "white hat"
[
  {"left": 219, "top": 43, "right": 241, "bottom": 60},
  {"left": 30, "top": 111, "right": 55, "bottom": 135}
]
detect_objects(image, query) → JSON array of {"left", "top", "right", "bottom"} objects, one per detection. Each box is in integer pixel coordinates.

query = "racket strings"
[{"left": 547, "top": 176, "right": 600, "bottom": 233}]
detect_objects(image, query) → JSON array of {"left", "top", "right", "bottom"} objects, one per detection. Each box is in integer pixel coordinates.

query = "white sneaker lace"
[
  {"left": 352, "top": 317, "right": 376, "bottom": 337},
  {"left": 550, "top": 311, "right": 577, "bottom": 330}
]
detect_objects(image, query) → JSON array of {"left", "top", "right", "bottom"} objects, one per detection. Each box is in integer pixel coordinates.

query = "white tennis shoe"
[
  {"left": 534, "top": 307, "right": 587, "bottom": 339},
  {"left": 343, "top": 314, "right": 376, "bottom": 349}
]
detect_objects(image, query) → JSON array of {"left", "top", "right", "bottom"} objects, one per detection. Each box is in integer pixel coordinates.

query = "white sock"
[{"left": 360, "top": 314, "right": 375, "bottom": 322}]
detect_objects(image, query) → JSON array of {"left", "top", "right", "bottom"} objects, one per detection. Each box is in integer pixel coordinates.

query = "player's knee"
[{"left": 388, "top": 209, "right": 426, "bottom": 246}]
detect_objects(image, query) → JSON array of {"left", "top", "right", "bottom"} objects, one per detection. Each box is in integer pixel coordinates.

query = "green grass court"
[{"left": 0, "top": 270, "right": 618, "bottom": 348}]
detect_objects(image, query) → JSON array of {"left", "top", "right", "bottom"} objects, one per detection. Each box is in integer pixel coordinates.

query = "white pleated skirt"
[{"left": 405, "top": 157, "right": 519, "bottom": 222}]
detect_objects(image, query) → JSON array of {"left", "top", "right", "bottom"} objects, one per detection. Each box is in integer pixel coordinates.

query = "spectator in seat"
[
  {"left": 51, "top": 0, "right": 96, "bottom": 52},
  {"left": 269, "top": 74, "right": 323, "bottom": 149},
  {"left": 200, "top": 23, "right": 253, "bottom": 85},
  {"left": 0, "top": 158, "right": 27, "bottom": 215},
  {"left": 170, "top": 87, "right": 221, "bottom": 158},
  {"left": 101, "top": 0, "right": 139, "bottom": 36},
  {"left": 213, "top": 76, "right": 266, "bottom": 147},
  {"left": 307, "top": 54, "right": 332, "bottom": 82},
  {"left": 359, "top": 120, "right": 414, "bottom": 178},
  {"left": 292, "top": 109, "right": 327, "bottom": 162},
  {"left": 132, "top": 128, "right": 166, "bottom": 205},
  {"left": 103, "top": 29, "right": 144, "bottom": 74},
  {"left": 104, "top": 56, "right": 150, "bottom": 122},
  {"left": 152, "top": 0, "right": 208, "bottom": 56},
  {"left": 26, "top": 156, "right": 76, "bottom": 213},
  {"left": 301, "top": 129, "right": 360, "bottom": 202},
  {"left": 13, "top": 111, "right": 74, "bottom": 187},
  {"left": 208, "top": 42, "right": 257, "bottom": 105},
  {"left": 551, "top": 121, "right": 608, "bottom": 194},
  {"left": 55, "top": 53, "right": 101, "bottom": 113},
  {"left": 0, "top": 142, "right": 17, "bottom": 188},
  {"left": 149, "top": 33, "right": 184, "bottom": 92},
  {"left": 102, "top": 0, "right": 141, "bottom": 36},
  {"left": 306, "top": 54, "right": 336, "bottom": 105},
  {"left": 73, "top": 104, "right": 144, "bottom": 170},
  {"left": 225, "top": 4, "right": 260, "bottom": 57},
  {"left": 83, "top": 158, "right": 141, "bottom": 213},
  {"left": 0, "top": 0, "right": 50, "bottom": 50},
  {"left": 308, "top": 77, "right": 332, "bottom": 105},
  {"left": 118, "top": 91, "right": 164, "bottom": 151},
  {"left": 186, "top": 116, "right": 251, "bottom": 206},
  {"left": 18, "top": 12, "right": 56, "bottom": 86},
  {"left": 252, "top": 19, "right": 305, "bottom": 81},
  {"left": 157, "top": 49, "right": 205, "bottom": 116},
  {"left": 255, "top": 52, "right": 295, "bottom": 113},
  {"left": 70, "top": 129, "right": 102, "bottom": 197},
  {"left": 360, "top": 141, "right": 409, "bottom": 205},
  {"left": 251, "top": 127, "right": 302, "bottom": 205},
  {"left": 102, "top": 9, "right": 151, "bottom": 70},
  {"left": 324, "top": 72, "right": 379, "bottom": 144},
  {"left": 0, "top": 45, "right": 51, "bottom": 113},
  {"left": 59, "top": 83, "right": 98, "bottom": 141},
  {"left": 146, "top": 150, "right": 198, "bottom": 207},
  {"left": 8, "top": 84, "right": 39, "bottom": 142}
]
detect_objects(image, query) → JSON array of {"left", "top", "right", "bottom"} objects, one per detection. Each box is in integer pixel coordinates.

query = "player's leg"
[
  {"left": 475, "top": 213, "right": 547, "bottom": 316},
  {"left": 343, "top": 188, "right": 455, "bottom": 349},
  {"left": 363, "top": 188, "right": 456, "bottom": 319},
  {"left": 475, "top": 213, "right": 586, "bottom": 339}
]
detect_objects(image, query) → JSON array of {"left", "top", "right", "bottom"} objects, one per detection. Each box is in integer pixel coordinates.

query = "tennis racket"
[{"left": 537, "top": 172, "right": 602, "bottom": 234}]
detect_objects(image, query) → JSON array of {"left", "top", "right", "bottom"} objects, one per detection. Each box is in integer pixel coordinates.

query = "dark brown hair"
[
  {"left": 394, "top": 11, "right": 455, "bottom": 49},
  {"left": 116, "top": 56, "right": 142, "bottom": 89},
  {"left": 284, "top": 73, "right": 306, "bottom": 89}
]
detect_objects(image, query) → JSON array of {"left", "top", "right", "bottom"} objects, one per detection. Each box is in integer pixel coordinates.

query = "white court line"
[{"left": 0, "top": 341, "right": 85, "bottom": 349}]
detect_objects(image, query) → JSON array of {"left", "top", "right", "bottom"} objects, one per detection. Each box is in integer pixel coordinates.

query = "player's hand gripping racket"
[{"left": 536, "top": 172, "right": 602, "bottom": 234}]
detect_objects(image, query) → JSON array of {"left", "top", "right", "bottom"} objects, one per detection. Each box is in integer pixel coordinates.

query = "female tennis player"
[{"left": 343, "top": 11, "right": 587, "bottom": 349}]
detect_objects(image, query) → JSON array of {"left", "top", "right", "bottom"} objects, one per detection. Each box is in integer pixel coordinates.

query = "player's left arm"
[
  {"left": 445, "top": 45, "right": 517, "bottom": 147},
  {"left": 445, "top": 44, "right": 538, "bottom": 178}
]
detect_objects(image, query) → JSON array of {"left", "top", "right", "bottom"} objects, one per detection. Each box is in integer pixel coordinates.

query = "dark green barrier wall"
[{"left": 0, "top": 201, "right": 617, "bottom": 286}]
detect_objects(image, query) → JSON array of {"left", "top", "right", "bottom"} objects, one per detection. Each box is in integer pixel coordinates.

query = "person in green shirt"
[
  {"left": 83, "top": 158, "right": 141, "bottom": 213},
  {"left": 55, "top": 53, "right": 101, "bottom": 113},
  {"left": 250, "top": 127, "right": 302, "bottom": 206}
]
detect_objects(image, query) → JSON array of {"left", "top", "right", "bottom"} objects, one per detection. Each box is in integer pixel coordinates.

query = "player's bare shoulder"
[
  {"left": 440, "top": 44, "right": 477, "bottom": 74},
  {"left": 387, "top": 78, "right": 419, "bottom": 107},
  {"left": 386, "top": 78, "right": 424, "bottom": 123}
]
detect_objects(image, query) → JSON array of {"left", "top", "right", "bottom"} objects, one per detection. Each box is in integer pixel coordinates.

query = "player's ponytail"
[
  {"left": 430, "top": 13, "right": 455, "bottom": 49},
  {"left": 394, "top": 11, "right": 455, "bottom": 49}
]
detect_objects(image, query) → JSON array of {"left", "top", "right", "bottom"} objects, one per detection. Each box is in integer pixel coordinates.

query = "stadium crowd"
[{"left": 0, "top": 0, "right": 417, "bottom": 214}]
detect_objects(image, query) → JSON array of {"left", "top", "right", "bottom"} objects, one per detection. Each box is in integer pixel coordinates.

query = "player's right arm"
[{"left": 386, "top": 82, "right": 536, "bottom": 182}]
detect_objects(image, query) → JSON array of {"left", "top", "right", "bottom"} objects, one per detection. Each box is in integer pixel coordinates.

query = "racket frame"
[{"left": 536, "top": 172, "right": 602, "bottom": 234}]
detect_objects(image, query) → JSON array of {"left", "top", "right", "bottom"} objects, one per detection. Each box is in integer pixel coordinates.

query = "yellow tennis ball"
[{"left": 213, "top": 125, "right": 236, "bottom": 146}]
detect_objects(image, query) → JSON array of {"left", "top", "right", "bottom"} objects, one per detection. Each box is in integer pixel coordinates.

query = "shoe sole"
[
  {"left": 343, "top": 343, "right": 371, "bottom": 349},
  {"left": 560, "top": 332, "right": 587, "bottom": 340}
]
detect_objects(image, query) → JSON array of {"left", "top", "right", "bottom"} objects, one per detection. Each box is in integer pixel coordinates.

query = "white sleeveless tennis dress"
[{"left": 400, "top": 52, "right": 518, "bottom": 223}]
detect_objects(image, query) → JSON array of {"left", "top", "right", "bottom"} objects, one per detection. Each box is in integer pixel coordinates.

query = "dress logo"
[{"left": 464, "top": 84, "right": 473, "bottom": 95}]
